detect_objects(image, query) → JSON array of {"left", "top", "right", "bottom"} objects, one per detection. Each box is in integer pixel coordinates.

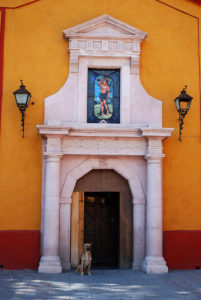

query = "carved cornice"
[
  {"left": 37, "top": 123, "right": 143, "bottom": 138},
  {"left": 63, "top": 15, "right": 147, "bottom": 40},
  {"left": 37, "top": 124, "right": 173, "bottom": 157}
]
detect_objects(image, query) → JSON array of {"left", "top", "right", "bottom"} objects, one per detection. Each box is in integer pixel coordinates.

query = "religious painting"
[{"left": 87, "top": 69, "right": 120, "bottom": 123}]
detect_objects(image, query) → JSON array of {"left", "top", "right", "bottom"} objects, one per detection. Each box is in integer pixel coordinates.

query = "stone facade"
[{"left": 37, "top": 15, "right": 173, "bottom": 274}]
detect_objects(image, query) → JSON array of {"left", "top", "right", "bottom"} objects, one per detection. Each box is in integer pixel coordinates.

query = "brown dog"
[{"left": 77, "top": 243, "right": 92, "bottom": 275}]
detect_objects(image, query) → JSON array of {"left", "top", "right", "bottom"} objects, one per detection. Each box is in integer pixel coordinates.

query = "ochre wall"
[{"left": 0, "top": 0, "right": 200, "bottom": 269}]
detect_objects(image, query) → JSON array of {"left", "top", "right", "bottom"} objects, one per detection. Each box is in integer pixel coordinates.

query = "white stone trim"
[
  {"left": 59, "top": 157, "right": 146, "bottom": 270},
  {"left": 60, "top": 157, "right": 145, "bottom": 201}
]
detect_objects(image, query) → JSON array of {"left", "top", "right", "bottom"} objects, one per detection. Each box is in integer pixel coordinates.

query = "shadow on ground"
[{"left": 0, "top": 269, "right": 201, "bottom": 299}]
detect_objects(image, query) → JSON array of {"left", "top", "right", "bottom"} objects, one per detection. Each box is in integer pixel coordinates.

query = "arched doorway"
[{"left": 71, "top": 169, "right": 132, "bottom": 268}]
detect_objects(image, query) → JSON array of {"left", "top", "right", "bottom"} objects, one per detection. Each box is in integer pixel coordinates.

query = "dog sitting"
[{"left": 77, "top": 243, "right": 92, "bottom": 275}]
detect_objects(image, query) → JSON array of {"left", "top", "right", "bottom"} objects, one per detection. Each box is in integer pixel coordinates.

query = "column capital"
[
  {"left": 44, "top": 152, "right": 63, "bottom": 161},
  {"left": 145, "top": 153, "right": 164, "bottom": 161}
]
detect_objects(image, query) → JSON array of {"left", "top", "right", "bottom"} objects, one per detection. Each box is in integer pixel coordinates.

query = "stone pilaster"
[
  {"left": 142, "top": 136, "right": 168, "bottom": 273},
  {"left": 38, "top": 136, "right": 63, "bottom": 273}
]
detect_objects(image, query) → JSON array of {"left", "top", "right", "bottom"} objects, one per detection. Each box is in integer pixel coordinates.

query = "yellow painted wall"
[{"left": 0, "top": 0, "right": 200, "bottom": 231}]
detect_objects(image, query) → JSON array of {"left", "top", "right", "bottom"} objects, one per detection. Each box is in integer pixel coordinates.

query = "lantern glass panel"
[
  {"left": 186, "top": 100, "right": 192, "bottom": 111},
  {"left": 175, "top": 98, "right": 180, "bottom": 111},
  {"left": 27, "top": 94, "right": 31, "bottom": 106},
  {"left": 16, "top": 94, "right": 28, "bottom": 105}
]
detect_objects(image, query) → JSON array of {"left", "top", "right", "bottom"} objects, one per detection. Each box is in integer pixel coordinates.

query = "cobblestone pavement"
[{"left": 0, "top": 269, "right": 201, "bottom": 300}]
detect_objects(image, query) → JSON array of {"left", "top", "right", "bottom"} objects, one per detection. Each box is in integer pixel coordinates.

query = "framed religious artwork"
[{"left": 87, "top": 69, "right": 120, "bottom": 123}]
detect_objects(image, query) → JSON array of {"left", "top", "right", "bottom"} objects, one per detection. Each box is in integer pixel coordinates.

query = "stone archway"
[{"left": 60, "top": 157, "right": 145, "bottom": 200}]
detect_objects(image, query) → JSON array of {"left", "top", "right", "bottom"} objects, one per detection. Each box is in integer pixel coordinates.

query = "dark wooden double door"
[{"left": 84, "top": 192, "right": 119, "bottom": 268}]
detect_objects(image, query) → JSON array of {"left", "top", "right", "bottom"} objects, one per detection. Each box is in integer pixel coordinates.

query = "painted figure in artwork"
[
  {"left": 87, "top": 69, "right": 120, "bottom": 123},
  {"left": 98, "top": 78, "right": 110, "bottom": 117}
]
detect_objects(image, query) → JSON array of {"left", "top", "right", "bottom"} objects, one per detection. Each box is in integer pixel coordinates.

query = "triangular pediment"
[{"left": 63, "top": 15, "right": 147, "bottom": 40}]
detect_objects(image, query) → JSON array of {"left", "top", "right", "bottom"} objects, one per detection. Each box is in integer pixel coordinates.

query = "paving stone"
[{"left": 0, "top": 269, "right": 201, "bottom": 299}]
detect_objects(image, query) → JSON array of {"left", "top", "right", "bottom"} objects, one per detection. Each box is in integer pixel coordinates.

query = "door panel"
[{"left": 84, "top": 192, "right": 119, "bottom": 267}]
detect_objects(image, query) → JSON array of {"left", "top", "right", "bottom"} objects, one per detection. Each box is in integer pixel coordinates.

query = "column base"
[
  {"left": 62, "top": 261, "right": 71, "bottom": 270},
  {"left": 38, "top": 256, "right": 62, "bottom": 273},
  {"left": 132, "top": 261, "right": 141, "bottom": 270},
  {"left": 142, "top": 256, "right": 168, "bottom": 274}
]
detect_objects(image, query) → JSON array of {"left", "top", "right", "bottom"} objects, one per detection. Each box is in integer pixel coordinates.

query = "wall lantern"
[
  {"left": 13, "top": 80, "right": 31, "bottom": 138},
  {"left": 174, "top": 85, "right": 193, "bottom": 141}
]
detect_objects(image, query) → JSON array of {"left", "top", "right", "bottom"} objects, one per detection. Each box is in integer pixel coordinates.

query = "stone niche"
[{"left": 37, "top": 15, "right": 173, "bottom": 274}]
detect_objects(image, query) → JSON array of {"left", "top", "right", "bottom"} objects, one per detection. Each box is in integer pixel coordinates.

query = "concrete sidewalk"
[{"left": 0, "top": 269, "right": 201, "bottom": 300}]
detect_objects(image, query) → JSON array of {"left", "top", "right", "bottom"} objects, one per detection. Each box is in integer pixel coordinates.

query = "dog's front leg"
[
  {"left": 87, "top": 261, "right": 91, "bottom": 275},
  {"left": 80, "top": 259, "right": 84, "bottom": 276}
]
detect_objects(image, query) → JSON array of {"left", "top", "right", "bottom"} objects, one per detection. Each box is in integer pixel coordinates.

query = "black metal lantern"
[
  {"left": 174, "top": 85, "right": 193, "bottom": 141},
  {"left": 13, "top": 80, "right": 31, "bottom": 138}
]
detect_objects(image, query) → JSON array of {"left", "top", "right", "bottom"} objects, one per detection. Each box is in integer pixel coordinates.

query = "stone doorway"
[
  {"left": 38, "top": 15, "right": 172, "bottom": 274},
  {"left": 71, "top": 170, "right": 133, "bottom": 269}
]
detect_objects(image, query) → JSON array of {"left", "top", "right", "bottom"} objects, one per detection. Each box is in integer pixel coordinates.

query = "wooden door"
[
  {"left": 84, "top": 192, "right": 119, "bottom": 267},
  {"left": 74, "top": 169, "right": 133, "bottom": 268}
]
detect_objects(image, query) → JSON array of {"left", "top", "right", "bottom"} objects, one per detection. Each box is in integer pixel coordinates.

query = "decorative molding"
[
  {"left": 63, "top": 15, "right": 147, "bottom": 74},
  {"left": 37, "top": 124, "right": 69, "bottom": 137},
  {"left": 63, "top": 15, "right": 147, "bottom": 40},
  {"left": 38, "top": 123, "right": 141, "bottom": 138}
]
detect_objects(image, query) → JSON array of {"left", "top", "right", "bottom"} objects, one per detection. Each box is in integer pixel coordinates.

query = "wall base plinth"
[
  {"left": 38, "top": 256, "right": 62, "bottom": 273},
  {"left": 142, "top": 256, "right": 168, "bottom": 274}
]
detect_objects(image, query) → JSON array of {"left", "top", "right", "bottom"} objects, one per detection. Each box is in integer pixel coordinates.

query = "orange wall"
[{"left": 0, "top": 0, "right": 200, "bottom": 231}]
